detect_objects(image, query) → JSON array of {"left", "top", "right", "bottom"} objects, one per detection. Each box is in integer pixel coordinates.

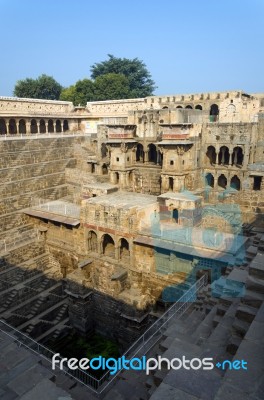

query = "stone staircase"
[{"left": 102, "top": 231, "right": 264, "bottom": 400}]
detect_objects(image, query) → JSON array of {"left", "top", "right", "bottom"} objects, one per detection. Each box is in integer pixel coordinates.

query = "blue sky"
[{"left": 0, "top": 0, "right": 263, "bottom": 97}]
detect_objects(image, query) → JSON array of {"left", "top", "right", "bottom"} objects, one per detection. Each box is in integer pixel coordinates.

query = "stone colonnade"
[{"left": 0, "top": 117, "right": 70, "bottom": 135}]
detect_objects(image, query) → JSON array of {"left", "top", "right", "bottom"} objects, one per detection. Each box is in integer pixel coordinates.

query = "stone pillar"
[
  {"left": 243, "top": 145, "right": 249, "bottom": 169},
  {"left": 213, "top": 174, "right": 217, "bottom": 189},
  {"left": 26, "top": 121, "right": 31, "bottom": 135},
  {"left": 53, "top": 121, "right": 56, "bottom": 133},
  {"left": 173, "top": 177, "right": 178, "bottom": 192},
  {"left": 233, "top": 148, "right": 238, "bottom": 165},
  {"left": 6, "top": 122, "right": 9, "bottom": 135},
  {"left": 161, "top": 176, "right": 169, "bottom": 192},
  {"left": 16, "top": 121, "right": 19, "bottom": 134},
  {"left": 99, "top": 239, "right": 103, "bottom": 255},
  {"left": 173, "top": 176, "right": 185, "bottom": 192},
  {"left": 95, "top": 164, "right": 101, "bottom": 174},
  {"left": 61, "top": 121, "right": 64, "bottom": 132},
  {"left": 45, "top": 121, "right": 48, "bottom": 133},
  {"left": 87, "top": 163, "right": 92, "bottom": 173},
  {"left": 37, "top": 121, "right": 40, "bottom": 134},
  {"left": 115, "top": 246, "right": 120, "bottom": 260},
  {"left": 110, "top": 171, "right": 117, "bottom": 184},
  {"left": 126, "top": 171, "right": 130, "bottom": 186},
  {"left": 249, "top": 146, "right": 254, "bottom": 164},
  {"left": 216, "top": 151, "right": 220, "bottom": 165},
  {"left": 156, "top": 151, "right": 159, "bottom": 165},
  {"left": 221, "top": 148, "right": 225, "bottom": 164},
  {"left": 120, "top": 172, "right": 127, "bottom": 188},
  {"left": 144, "top": 151, "right": 149, "bottom": 163},
  {"left": 229, "top": 149, "right": 233, "bottom": 166},
  {"left": 161, "top": 176, "right": 165, "bottom": 191}
]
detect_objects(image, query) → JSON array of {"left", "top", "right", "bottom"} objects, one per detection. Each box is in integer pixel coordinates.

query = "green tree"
[
  {"left": 90, "top": 54, "right": 156, "bottom": 98},
  {"left": 93, "top": 73, "right": 130, "bottom": 101},
  {"left": 14, "top": 74, "right": 62, "bottom": 100},
  {"left": 59, "top": 85, "right": 76, "bottom": 103},
  {"left": 60, "top": 79, "right": 94, "bottom": 106}
]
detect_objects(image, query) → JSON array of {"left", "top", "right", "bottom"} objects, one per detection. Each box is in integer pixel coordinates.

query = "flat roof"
[
  {"left": 84, "top": 191, "right": 157, "bottom": 209},
  {"left": 24, "top": 200, "right": 80, "bottom": 226},
  {"left": 105, "top": 139, "right": 137, "bottom": 143},
  {"left": 83, "top": 182, "right": 117, "bottom": 190},
  {"left": 134, "top": 233, "right": 245, "bottom": 262},
  {"left": 135, "top": 225, "right": 247, "bottom": 258},
  {"left": 158, "top": 191, "right": 202, "bottom": 201},
  {"left": 24, "top": 209, "right": 80, "bottom": 226},
  {"left": 157, "top": 140, "right": 195, "bottom": 145}
]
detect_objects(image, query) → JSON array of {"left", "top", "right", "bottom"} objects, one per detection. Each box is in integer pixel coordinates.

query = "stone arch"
[
  {"left": 210, "top": 104, "right": 219, "bottom": 121},
  {"left": 218, "top": 174, "right": 227, "bottom": 189},
  {"left": 91, "top": 163, "right": 95, "bottom": 173},
  {"left": 101, "top": 143, "right": 107, "bottom": 158},
  {"left": 102, "top": 163, "right": 108, "bottom": 175},
  {"left": 128, "top": 171, "right": 133, "bottom": 185},
  {"left": 0, "top": 119, "right": 6, "bottom": 134},
  {"left": 120, "top": 238, "right": 130, "bottom": 261},
  {"left": 172, "top": 209, "right": 179, "bottom": 223},
  {"left": 185, "top": 105, "right": 193, "bottom": 109},
  {"left": 9, "top": 119, "right": 17, "bottom": 134},
  {"left": 169, "top": 177, "right": 174, "bottom": 191},
  {"left": 157, "top": 150, "right": 163, "bottom": 166},
  {"left": 206, "top": 146, "right": 216, "bottom": 165},
  {"left": 227, "top": 104, "right": 236, "bottom": 114},
  {"left": 56, "top": 119, "right": 61, "bottom": 132},
  {"left": 19, "top": 119, "right": 26, "bottom": 134},
  {"left": 30, "top": 119, "right": 37, "bottom": 134},
  {"left": 148, "top": 143, "right": 157, "bottom": 163},
  {"left": 195, "top": 105, "right": 203, "bottom": 110},
  {"left": 230, "top": 175, "right": 241, "bottom": 190},
  {"left": 136, "top": 143, "right": 144, "bottom": 162},
  {"left": 219, "top": 146, "right": 230, "bottom": 165},
  {"left": 39, "top": 119, "right": 46, "bottom": 133},
  {"left": 63, "top": 120, "right": 69, "bottom": 131},
  {"left": 176, "top": 105, "right": 183, "bottom": 108},
  {"left": 48, "top": 119, "right": 54, "bottom": 133},
  {"left": 205, "top": 173, "right": 214, "bottom": 188},
  {"left": 102, "top": 234, "right": 115, "bottom": 257},
  {"left": 210, "top": 104, "right": 219, "bottom": 115},
  {"left": 232, "top": 146, "right": 243, "bottom": 166},
  {"left": 162, "top": 106, "right": 168, "bottom": 109},
  {"left": 88, "top": 230, "right": 97, "bottom": 252}
]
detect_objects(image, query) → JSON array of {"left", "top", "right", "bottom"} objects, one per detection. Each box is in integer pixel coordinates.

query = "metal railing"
[
  {"left": 0, "top": 274, "right": 207, "bottom": 394},
  {"left": 0, "top": 319, "right": 107, "bottom": 393},
  {"left": 31, "top": 199, "right": 80, "bottom": 219},
  {"left": 0, "top": 132, "right": 90, "bottom": 140}
]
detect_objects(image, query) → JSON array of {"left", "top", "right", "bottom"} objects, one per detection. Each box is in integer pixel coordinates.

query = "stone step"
[
  {"left": 235, "top": 304, "right": 258, "bottom": 323},
  {"left": 232, "top": 318, "right": 251, "bottom": 337},
  {"left": 192, "top": 305, "right": 218, "bottom": 346},
  {"left": 246, "top": 275, "right": 264, "bottom": 294},
  {"left": 226, "top": 335, "right": 242, "bottom": 355},
  {"left": 216, "top": 304, "right": 228, "bottom": 316}
]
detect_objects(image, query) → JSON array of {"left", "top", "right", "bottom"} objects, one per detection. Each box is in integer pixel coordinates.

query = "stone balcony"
[{"left": 107, "top": 124, "right": 137, "bottom": 139}]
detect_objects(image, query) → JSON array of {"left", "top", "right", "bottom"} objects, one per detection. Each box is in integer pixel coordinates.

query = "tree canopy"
[
  {"left": 13, "top": 55, "right": 156, "bottom": 104},
  {"left": 90, "top": 54, "right": 156, "bottom": 98},
  {"left": 14, "top": 74, "right": 62, "bottom": 100},
  {"left": 60, "top": 79, "right": 94, "bottom": 106},
  {"left": 93, "top": 73, "right": 130, "bottom": 101}
]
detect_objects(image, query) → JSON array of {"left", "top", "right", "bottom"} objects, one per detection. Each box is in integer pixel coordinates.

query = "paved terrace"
[{"left": 24, "top": 200, "right": 80, "bottom": 226}]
